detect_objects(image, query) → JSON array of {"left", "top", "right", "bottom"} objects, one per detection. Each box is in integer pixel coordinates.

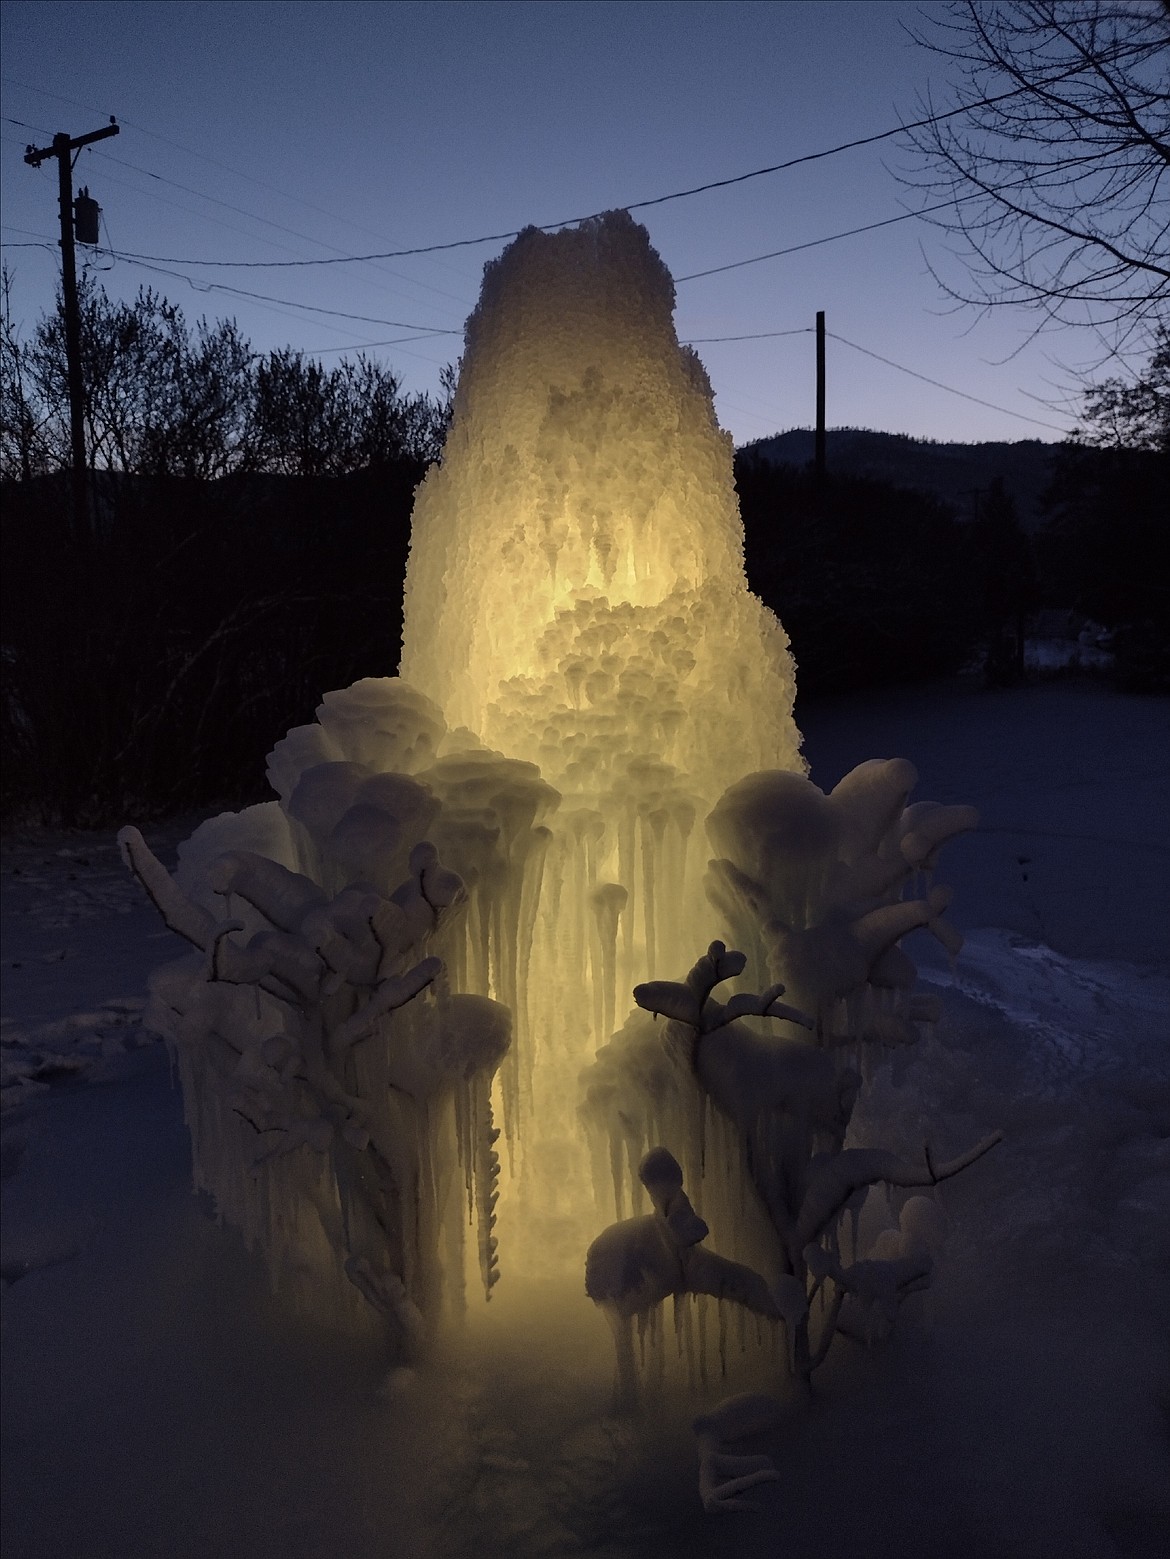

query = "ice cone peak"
[{"left": 400, "top": 211, "right": 802, "bottom": 798}]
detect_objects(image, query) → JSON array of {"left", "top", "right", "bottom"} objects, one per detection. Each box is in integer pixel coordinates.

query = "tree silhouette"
[
  {"left": 1073, "top": 323, "right": 1170, "bottom": 450},
  {"left": 901, "top": 2, "right": 1170, "bottom": 349}
]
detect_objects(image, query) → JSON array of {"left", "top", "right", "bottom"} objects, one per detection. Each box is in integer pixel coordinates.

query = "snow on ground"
[{"left": 2, "top": 680, "right": 1168, "bottom": 1559}]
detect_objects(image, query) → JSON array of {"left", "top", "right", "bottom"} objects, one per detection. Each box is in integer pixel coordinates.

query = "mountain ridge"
[{"left": 739, "top": 427, "right": 1061, "bottom": 530}]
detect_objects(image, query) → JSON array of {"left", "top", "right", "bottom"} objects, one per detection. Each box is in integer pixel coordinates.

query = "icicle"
[
  {"left": 590, "top": 882, "right": 627, "bottom": 1044},
  {"left": 443, "top": 1169, "right": 467, "bottom": 1318},
  {"left": 698, "top": 1292, "right": 709, "bottom": 1387},
  {"left": 609, "top": 1131, "right": 625, "bottom": 1219},
  {"left": 648, "top": 1302, "right": 665, "bottom": 1398},
  {"left": 499, "top": 1044, "right": 519, "bottom": 1177},
  {"left": 640, "top": 808, "right": 665, "bottom": 980},
  {"left": 618, "top": 802, "right": 636, "bottom": 980},
  {"left": 456, "top": 1077, "right": 474, "bottom": 1224},
  {"left": 626, "top": 1133, "right": 645, "bottom": 1213},
  {"left": 683, "top": 1292, "right": 697, "bottom": 1391},
  {"left": 472, "top": 1076, "right": 502, "bottom": 1299}
]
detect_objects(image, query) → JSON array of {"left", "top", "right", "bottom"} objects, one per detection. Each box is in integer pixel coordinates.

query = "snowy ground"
[{"left": 2, "top": 679, "right": 1168, "bottom": 1558}]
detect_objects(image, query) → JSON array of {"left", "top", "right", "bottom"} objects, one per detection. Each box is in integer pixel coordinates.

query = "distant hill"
[{"left": 739, "top": 428, "right": 1062, "bottom": 531}]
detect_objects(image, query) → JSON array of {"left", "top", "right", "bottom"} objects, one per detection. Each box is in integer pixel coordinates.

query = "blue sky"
[{"left": 1, "top": 0, "right": 1091, "bottom": 445}]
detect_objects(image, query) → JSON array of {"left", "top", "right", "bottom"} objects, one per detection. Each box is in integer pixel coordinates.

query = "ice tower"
[
  {"left": 122, "top": 211, "right": 987, "bottom": 1379},
  {"left": 399, "top": 213, "right": 805, "bottom": 1268},
  {"left": 401, "top": 211, "right": 801, "bottom": 794}
]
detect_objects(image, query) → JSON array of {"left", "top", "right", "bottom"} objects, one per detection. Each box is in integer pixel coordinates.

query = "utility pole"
[
  {"left": 24, "top": 117, "right": 119, "bottom": 541},
  {"left": 814, "top": 309, "right": 826, "bottom": 485}
]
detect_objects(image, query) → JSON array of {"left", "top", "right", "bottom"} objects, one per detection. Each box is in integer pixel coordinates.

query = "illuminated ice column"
[
  {"left": 400, "top": 212, "right": 801, "bottom": 793},
  {"left": 400, "top": 213, "right": 805, "bottom": 1270}
]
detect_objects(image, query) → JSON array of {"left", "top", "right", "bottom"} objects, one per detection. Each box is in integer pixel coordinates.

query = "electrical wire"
[
  {"left": 0, "top": 225, "right": 1071, "bottom": 432},
  {"left": 120, "top": 252, "right": 460, "bottom": 332},
  {"left": 7, "top": 42, "right": 1143, "bottom": 257},
  {"left": 3, "top": 81, "right": 1078, "bottom": 272},
  {"left": 683, "top": 328, "right": 811, "bottom": 343},
  {"left": 82, "top": 146, "right": 475, "bottom": 310},
  {"left": 0, "top": 231, "right": 1070, "bottom": 430},
  {"left": 674, "top": 206, "right": 957, "bottom": 282},
  {"left": 824, "top": 331, "right": 1068, "bottom": 431},
  {"left": 682, "top": 324, "right": 1070, "bottom": 430},
  {"left": 6, "top": 112, "right": 476, "bottom": 312}
]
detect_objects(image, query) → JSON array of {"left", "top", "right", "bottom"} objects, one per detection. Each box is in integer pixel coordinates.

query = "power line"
[
  {"left": 674, "top": 206, "right": 956, "bottom": 282},
  {"left": 2, "top": 229, "right": 1066, "bottom": 430},
  {"left": 1, "top": 113, "right": 54, "bottom": 136},
  {"left": 308, "top": 335, "right": 459, "bottom": 357},
  {"left": 67, "top": 160, "right": 473, "bottom": 314},
  {"left": 825, "top": 331, "right": 1068, "bottom": 432},
  {"left": 83, "top": 147, "right": 474, "bottom": 310},
  {"left": 675, "top": 164, "right": 1045, "bottom": 284},
  {"left": 89, "top": 147, "right": 381, "bottom": 253},
  {"left": 14, "top": 88, "right": 1063, "bottom": 273},
  {"left": 7, "top": 108, "right": 475, "bottom": 311},
  {"left": 0, "top": 228, "right": 460, "bottom": 336},
  {"left": 119, "top": 254, "right": 460, "bottom": 332},
  {"left": 683, "top": 328, "right": 811, "bottom": 343},
  {"left": 684, "top": 324, "right": 1070, "bottom": 430},
  {"left": 2, "top": 85, "right": 443, "bottom": 253}
]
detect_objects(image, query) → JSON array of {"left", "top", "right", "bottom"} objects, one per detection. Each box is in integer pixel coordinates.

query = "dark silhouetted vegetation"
[
  {"left": 1031, "top": 326, "right": 1170, "bottom": 691},
  {"left": 2, "top": 272, "right": 1164, "bottom": 826},
  {"left": 969, "top": 477, "right": 1040, "bottom": 686},
  {"left": 1037, "top": 442, "right": 1169, "bottom": 691},
  {"left": 1, "top": 278, "right": 449, "bottom": 825},
  {"left": 901, "top": 2, "right": 1169, "bottom": 346},
  {"left": 734, "top": 455, "right": 982, "bottom": 695}
]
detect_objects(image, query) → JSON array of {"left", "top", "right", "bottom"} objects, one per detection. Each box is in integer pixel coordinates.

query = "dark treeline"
[
  {"left": 2, "top": 278, "right": 447, "bottom": 825},
  {"left": 737, "top": 325, "right": 1168, "bottom": 695},
  {"left": 735, "top": 437, "right": 1167, "bottom": 701},
  {"left": 2, "top": 278, "right": 1165, "bottom": 825},
  {"left": 736, "top": 458, "right": 980, "bottom": 695}
]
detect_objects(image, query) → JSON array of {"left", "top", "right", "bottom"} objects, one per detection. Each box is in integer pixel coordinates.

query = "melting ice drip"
[{"left": 122, "top": 212, "right": 992, "bottom": 1380}]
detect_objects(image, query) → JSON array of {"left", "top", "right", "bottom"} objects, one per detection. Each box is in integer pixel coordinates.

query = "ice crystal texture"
[
  {"left": 124, "top": 212, "right": 989, "bottom": 1384},
  {"left": 399, "top": 213, "right": 805, "bottom": 1267}
]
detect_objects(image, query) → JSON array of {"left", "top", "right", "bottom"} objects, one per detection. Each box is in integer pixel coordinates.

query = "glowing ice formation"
[
  {"left": 124, "top": 211, "right": 994, "bottom": 1394},
  {"left": 400, "top": 210, "right": 801, "bottom": 793},
  {"left": 398, "top": 213, "right": 804, "bottom": 1268},
  {"left": 119, "top": 814, "right": 508, "bottom": 1355}
]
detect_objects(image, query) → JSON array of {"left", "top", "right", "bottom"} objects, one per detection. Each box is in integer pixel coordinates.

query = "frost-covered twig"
[
  {"left": 585, "top": 1147, "right": 803, "bottom": 1408},
  {"left": 634, "top": 941, "right": 814, "bottom": 1035},
  {"left": 793, "top": 1133, "right": 1003, "bottom": 1251},
  {"left": 124, "top": 809, "right": 508, "bottom": 1358}
]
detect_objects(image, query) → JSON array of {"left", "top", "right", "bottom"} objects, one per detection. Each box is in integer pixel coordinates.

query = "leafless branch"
[{"left": 899, "top": 2, "right": 1170, "bottom": 353}]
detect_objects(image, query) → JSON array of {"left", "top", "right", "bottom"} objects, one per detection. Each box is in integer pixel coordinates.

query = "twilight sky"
[{"left": 1, "top": 0, "right": 1091, "bottom": 445}]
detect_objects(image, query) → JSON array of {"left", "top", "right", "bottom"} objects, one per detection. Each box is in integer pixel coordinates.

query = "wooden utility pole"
[
  {"left": 814, "top": 309, "right": 826, "bottom": 484},
  {"left": 24, "top": 118, "right": 119, "bottom": 541}
]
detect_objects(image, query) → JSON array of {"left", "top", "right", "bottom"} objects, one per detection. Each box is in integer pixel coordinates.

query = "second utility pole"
[
  {"left": 815, "top": 309, "right": 826, "bottom": 484},
  {"left": 24, "top": 117, "right": 119, "bottom": 541}
]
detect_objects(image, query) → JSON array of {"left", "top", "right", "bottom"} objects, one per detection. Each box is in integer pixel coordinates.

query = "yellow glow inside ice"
[{"left": 399, "top": 213, "right": 805, "bottom": 1275}]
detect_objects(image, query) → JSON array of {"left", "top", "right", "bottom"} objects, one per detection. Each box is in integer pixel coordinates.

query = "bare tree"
[
  {"left": 0, "top": 265, "right": 52, "bottom": 482},
  {"left": 901, "top": 2, "right": 1170, "bottom": 351},
  {"left": 1073, "top": 320, "right": 1170, "bottom": 444}
]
